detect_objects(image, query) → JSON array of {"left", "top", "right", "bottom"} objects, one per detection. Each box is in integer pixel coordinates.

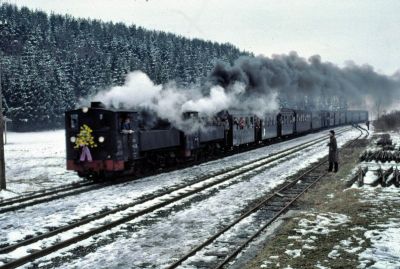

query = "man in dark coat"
[
  {"left": 328, "top": 130, "right": 339, "bottom": 172},
  {"left": 121, "top": 118, "right": 133, "bottom": 134}
]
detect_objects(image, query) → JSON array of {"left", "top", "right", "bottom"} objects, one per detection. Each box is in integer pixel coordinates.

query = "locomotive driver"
[{"left": 121, "top": 118, "right": 134, "bottom": 134}]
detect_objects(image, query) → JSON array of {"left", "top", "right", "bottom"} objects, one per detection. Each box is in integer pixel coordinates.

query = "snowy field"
[
  {"left": 1, "top": 130, "right": 84, "bottom": 198},
  {"left": 358, "top": 186, "right": 400, "bottom": 269},
  {"left": 1, "top": 130, "right": 83, "bottom": 199},
  {"left": 0, "top": 126, "right": 362, "bottom": 268}
]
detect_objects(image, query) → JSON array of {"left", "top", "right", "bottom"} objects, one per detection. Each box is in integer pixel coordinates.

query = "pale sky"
[{"left": 5, "top": 0, "right": 400, "bottom": 75}]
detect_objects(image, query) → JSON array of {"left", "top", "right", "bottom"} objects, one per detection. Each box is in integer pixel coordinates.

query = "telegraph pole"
[{"left": 0, "top": 20, "right": 6, "bottom": 190}]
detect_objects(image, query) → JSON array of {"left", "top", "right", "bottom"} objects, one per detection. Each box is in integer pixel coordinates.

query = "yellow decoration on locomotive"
[{"left": 74, "top": 124, "right": 98, "bottom": 149}]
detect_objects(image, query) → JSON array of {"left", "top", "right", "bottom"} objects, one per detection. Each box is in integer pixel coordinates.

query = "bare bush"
[{"left": 374, "top": 111, "right": 400, "bottom": 131}]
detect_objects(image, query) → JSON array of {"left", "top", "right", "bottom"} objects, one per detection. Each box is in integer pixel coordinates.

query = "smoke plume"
[
  {"left": 208, "top": 52, "right": 400, "bottom": 115},
  {"left": 91, "top": 52, "right": 400, "bottom": 129},
  {"left": 91, "top": 70, "right": 278, "bottom": 129}
]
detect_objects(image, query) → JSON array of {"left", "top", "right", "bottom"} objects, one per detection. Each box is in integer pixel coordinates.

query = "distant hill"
[{"left": 0, "top": 4, "right": 248, "bottom": 131}]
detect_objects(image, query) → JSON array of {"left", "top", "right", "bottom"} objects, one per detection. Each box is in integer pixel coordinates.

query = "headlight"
[
  {"left": 70, "top": 136, "right": 76, "bottom": 143},
  {"left": 98, "top": 136, "right": 105, "bottom": 143},
  {"left": 82, "top": 107, "right": 89, "bottom": 113}
]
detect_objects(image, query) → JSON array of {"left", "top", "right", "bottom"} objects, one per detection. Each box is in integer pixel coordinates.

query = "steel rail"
[
  {"left": 0, "top": 128, "right": 350, "bottom": 215},
  {"left": 167, "top": 126, "right": 365, "bottom": 269},
  {"left": 0, "top": 128, "right": 353, "bottom": 269}
]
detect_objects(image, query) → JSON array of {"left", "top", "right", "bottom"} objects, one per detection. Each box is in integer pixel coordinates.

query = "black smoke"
[{"left": 208, "top": 52, "right": 400, "bottom": 114}]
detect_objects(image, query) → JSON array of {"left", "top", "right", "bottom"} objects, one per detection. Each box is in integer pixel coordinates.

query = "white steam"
[{"left": 92, "top": 71, "right": 279, "bottom": 128}]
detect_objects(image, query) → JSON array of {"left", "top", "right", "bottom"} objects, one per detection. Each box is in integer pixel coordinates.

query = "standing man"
[
  {"left": 328, "top": 130, "right": 339, "bottom": 173},
  {"left": 366, "top": 120, "right": 370, "bottom": 130}
]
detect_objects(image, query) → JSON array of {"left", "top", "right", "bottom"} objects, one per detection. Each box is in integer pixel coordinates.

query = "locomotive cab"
[{"left": 65, "top": 102, "right": 141, "bottom": 178}]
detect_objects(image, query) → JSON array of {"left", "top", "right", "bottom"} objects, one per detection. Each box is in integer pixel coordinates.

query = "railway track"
[
  {"left": 166, "top": 126, "right": 367, "bottom": 269},
  {"left": 0, "top": 127, "right": 350, "bottom": 216},
  {"left": 0, "top": 127, "right": 355, "bottom": 269},
  {"left": 0, "top": 127, "right": 350, "bottom": 215},
  {"left": 0, "top": 181, "right": 106, "bottom": 214}
]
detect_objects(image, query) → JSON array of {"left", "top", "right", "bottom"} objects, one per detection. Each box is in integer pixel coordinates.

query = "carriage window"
[
  {"left": 70, "top": 114, "right": 78, "bottom": 129},
  {"left": 240, "top": 117, "right": 245, "bottom": 129}
]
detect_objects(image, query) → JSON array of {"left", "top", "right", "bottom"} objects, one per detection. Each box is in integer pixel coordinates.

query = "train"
[{"left": 65, "top": 102, "right": 368, "bottom": 179}]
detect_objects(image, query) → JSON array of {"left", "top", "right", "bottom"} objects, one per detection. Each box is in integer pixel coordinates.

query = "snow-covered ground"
[
  {"left": 0, "top": 126, "right": 360, "bottom": 268},
  {"left": 1, "top": 130, "right": 82, "bottom": 198},
  {"left": 259, "top": 212, "right": 351, "bottom": 268},
  {"left": 252, "top": 127, "right": 400, "bottom": 269},
  {"left": 358, "top": 187, "right": 400, "bottom": 269}
]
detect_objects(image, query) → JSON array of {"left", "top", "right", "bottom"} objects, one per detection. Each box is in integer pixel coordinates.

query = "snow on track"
[
  {"left": 13, "top": 127, "right": 360, "bottom": 268},
  {"left": 0, "top": 127, "right": 349, "bottom": 247}
]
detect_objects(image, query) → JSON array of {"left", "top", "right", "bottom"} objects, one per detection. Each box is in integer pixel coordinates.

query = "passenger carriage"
[
  {"left": 278, "top": 108, "right": 295, "bottom": 137},
  {"left": 294, "top": 110, "right": 312, "bottom": 134}
]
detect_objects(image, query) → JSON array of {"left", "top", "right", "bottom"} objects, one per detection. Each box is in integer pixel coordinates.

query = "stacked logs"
[
  {"left": 360, "top": 134, "right": 399, "bottom": 162},
  {"left": 355, "top": 166, "right": 400, "bottom": 187},
  {"left": 360, "top": 150, "right": 400, "bottom": 162},
  {"left": 354, "top": 134, "right": 400, "bottom": 187}
]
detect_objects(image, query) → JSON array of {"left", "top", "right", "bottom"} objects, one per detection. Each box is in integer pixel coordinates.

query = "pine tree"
[{"left": 0, "top": 3, "right": 247, "bottom": 131}]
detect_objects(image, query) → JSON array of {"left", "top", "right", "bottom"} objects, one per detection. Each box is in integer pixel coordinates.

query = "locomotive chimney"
[{"left": 91, "top": 102, "right": 106, "bottom": 108}]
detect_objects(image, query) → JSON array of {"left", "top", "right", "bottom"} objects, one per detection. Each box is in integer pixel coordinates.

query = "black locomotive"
[{"left": 65, "top": 102, "right": 368, "bottom": 178}]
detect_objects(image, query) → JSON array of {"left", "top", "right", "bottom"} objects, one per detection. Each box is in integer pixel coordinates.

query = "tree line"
[{"left": 0, "top": 4, "right": 247, "bottom": 131}]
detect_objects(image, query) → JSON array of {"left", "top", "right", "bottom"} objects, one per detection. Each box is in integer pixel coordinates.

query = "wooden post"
[
  {"left": 0, "top": 55, "right": 5, "bottom": 190},
  {"left": 0, "top": 20, "right": 6, "bottom": 190},
  {"left": 4, "top": 118, "right": 6, "bottom": 145},
  {"left": 357, "top": 168, "right": 364, "bottom": 187}
]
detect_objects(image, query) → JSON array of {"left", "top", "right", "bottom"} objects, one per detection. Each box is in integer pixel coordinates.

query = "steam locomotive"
[{"left": 65, "top": 102, "right": 368, "bottom": 178}]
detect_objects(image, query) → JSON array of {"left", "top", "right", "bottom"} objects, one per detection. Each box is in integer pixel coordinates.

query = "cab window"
[{"left": 70, "top": 114, "right": 78, "bottom": 129}]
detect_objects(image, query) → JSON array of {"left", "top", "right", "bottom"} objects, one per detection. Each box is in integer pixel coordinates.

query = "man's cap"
[{"left": 330, "top": 130, "right": 335, "bottom": 135}]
